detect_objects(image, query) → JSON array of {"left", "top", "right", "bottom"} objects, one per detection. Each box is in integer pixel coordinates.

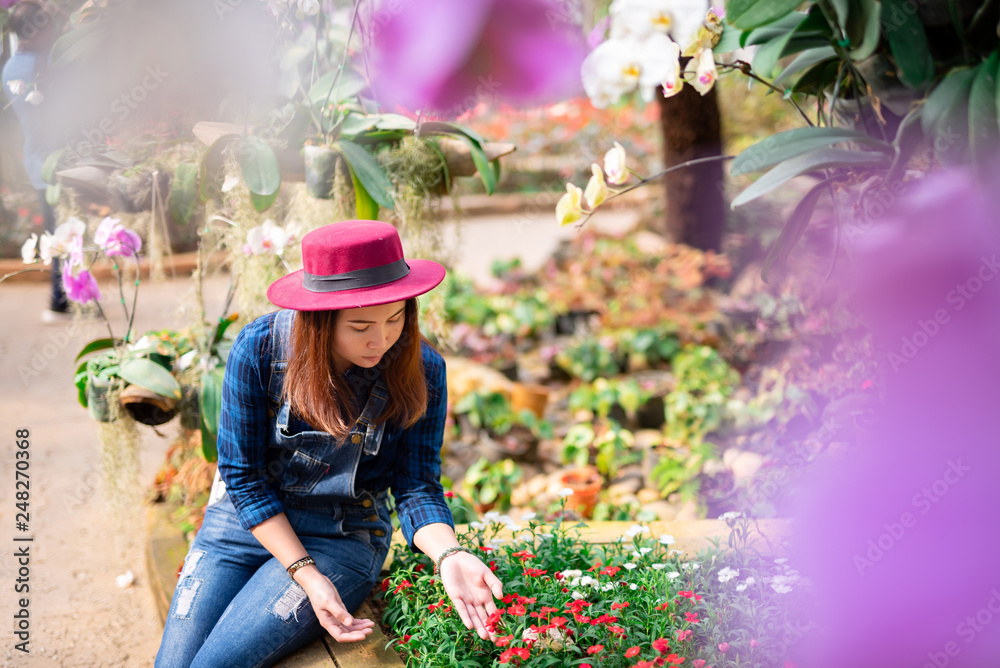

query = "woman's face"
[{"left": 331, "top": 300, "right": 406, "bottom": 374}]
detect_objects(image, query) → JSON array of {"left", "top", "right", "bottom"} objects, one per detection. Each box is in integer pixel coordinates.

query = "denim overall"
[{"left": 155, "top": 310, "right": 395, "bottom": 668}]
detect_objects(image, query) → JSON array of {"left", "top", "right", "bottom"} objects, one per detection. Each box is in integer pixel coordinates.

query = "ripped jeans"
[{"left": 154, "top": 489, "right": 393, "bottom": 668}]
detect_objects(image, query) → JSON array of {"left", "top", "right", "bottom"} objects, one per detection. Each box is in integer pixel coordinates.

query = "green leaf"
[
  {"left": 830, "top": 0, "right": 851, "bottom": 35},
  {"left": 375, "top": 114, "right": 418, "bottom": 130},
  {"left": 461, "top": 134, "right": 497, "bottom": 194},
  {"left": 75, "top": 338, "right": 117, "bottom": 362},
  {"left": 845, "top": 0, "right": 881, "bottom": 59},
  {"left": 339, "top": 114, "right": 379, "bottom": 135},
  {"left": 792, "top": 58, "right": 841, "bottom": 94},
  {"left": 250, "top": 190, "right": 279, "bottom": 213},
  {"left": 347, "top": 160, "right": 380, "bottom": 219},
  {"left": 714, "top": 24, "right": 746, "bottom": 54},
  {"left": 199, "top": 134, "right": 238, "bottom": 202},
  {"left": 881, "top": 0, "right": 934, "bottom": 89},
  {"left": 41, "top": 149, "right": 65, "bottom": 185},
  {"left": 761, "top": 179, "right": 832, "bottom": 283},
  {"left": 773, "top": 46, "right": 837, "bottom": 87},
  {"left": 969, "top": 52, "right": 1000, "bottom": 172},
  {"left": 199, "top": 367, "right": 224, "bottom": 462},
  {"left": 308, "top": 68, "right": 367, "bottom": 106},
  {"left": 75, "top": 360, "right": 89, "bottom": 408},
  {"left": 731, "top": 148, "right": 891, "bottom": 207},
  {"left": 731, "top": 126, "right": 892, "bottom": 176},
  {"left": 419, "top": 121, "right": 487, "bottom": 145},
  {"left": 336, "top": 139, "right": 394, "bottom": 209},
  {"left": 742, "top": 11, "right": 809, "bottom": 46},
  {"left": 922, "top": 67, "right": 976, "bottom": 166},
  {"left": 169, "top": 162, "right": 199, "bottom": 225},
  {"left": 49, "top": 19, "right": 107, "bottom": 67},
  {"left": 212, "top": 313, "right": 239, "bottom": 348},
  {"left": 118, "top": 358, "right": 181, "bottom": 400},
  {"left": 726, "top": 0, "right": 805, "bottom": 29},
  {"left": 238, "top": 136, "right": 281, "bottom": 198},
  {"left": 45, "top": 183, "right": 61, "bottom": 207}
]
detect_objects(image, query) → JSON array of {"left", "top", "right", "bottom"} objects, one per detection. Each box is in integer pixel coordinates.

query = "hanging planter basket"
[
  {"left": 302, "top": 145, "right": 340, "bottom": 199},
  {"left": 118, "top": 384, "right": 180, "bottom": 426}
]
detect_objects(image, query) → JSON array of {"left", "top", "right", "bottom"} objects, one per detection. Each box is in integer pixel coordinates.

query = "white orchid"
[
  {"left": 6, "top": 79, "right": 27, "bottom": 96},
  {"left": 582, "top": 31, "right": 680, "bottom": 106},
  {"left": 39, "top": 217, "right": 86, "bottom": 265},
  {"left": 21, "top": 234, "right": 38, "bottom": 264},
  {"left": 684, "top": 47, "right": 718, "bottom": 95},
  {"left": 246, "top": 219, "right": 293, "bottom": 255},
  {"left": 611, "top": 0, "right": 710, "bottom": 51},
  {"left": 604, "top": 142, "right": 629, "bottom": 185}
]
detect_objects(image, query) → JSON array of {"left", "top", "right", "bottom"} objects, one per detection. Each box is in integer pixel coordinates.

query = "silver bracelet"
[{"left": 433, "top": 546, "right": 478, "bottom": 574}]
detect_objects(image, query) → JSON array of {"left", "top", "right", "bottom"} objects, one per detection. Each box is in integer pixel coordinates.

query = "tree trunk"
[{"left": 657, "top": 83, "right": 724, "bottom": 252}]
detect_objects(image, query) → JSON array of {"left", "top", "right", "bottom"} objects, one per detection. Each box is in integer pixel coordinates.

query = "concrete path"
[{"left": 0, "top": 206, "right": 640, "bottom": 666}]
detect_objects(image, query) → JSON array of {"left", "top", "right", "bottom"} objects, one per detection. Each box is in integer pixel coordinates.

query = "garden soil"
[{"left": 0, "top": 208, "right": 639, "bottom": 667}]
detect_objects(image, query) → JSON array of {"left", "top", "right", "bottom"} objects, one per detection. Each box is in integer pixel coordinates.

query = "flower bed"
[{"left": 379, "top": 510, "right": 803, "bottom": 668}]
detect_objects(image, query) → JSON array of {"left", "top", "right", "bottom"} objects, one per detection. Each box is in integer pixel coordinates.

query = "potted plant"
[{"left": 461, "top": 457, "right": 523, "bottom": 514}]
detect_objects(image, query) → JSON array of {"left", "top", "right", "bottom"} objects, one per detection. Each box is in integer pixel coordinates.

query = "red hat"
[{"left": 266, "top": 220, "right": 446, "bottom": 311}]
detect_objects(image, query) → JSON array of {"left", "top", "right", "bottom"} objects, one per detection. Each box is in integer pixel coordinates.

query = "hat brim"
[{"left": 266, "top": 259, "right": 446, "bottom": 311}]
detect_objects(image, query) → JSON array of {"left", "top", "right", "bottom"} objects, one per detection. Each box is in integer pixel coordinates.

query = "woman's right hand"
[{"left": 295, "top": 567, "right": 375, "bottom": 642}]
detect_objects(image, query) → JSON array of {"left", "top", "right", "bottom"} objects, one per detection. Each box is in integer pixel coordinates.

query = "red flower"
[
  {"left": 750, "top": 638, "right": 759, "bottom": 648},
  {"left": 655, "top": 602, "right": 670, "bottom": 611},
  {"left": 692, "top": 661, "right": 706, "bottom": 668},
  {"left": 508, "top": 604, "right": 527, "bottom": 616},
  {"left": 414, "top": 563, "right": 425, "bottom": 573},
  {"left": 519, "top": 596, "right": 538, "bottom": 605},
  {"left": 676, "top": 629, "right": 693, "bottom": 642},
  {"left": 393, "top": 579, "right": 413, "bottom": 595},
  {"left": 684, "top": 612, "right": 700, "bottom": 623},
  {"left": 401, "top": 634, "right": 412, "bottom": 643},
  {"left": 574, "top": 614, "right": 591, "bottom": 624},
  {"left": 718, "top": 642, "right": 730, "bottom": 654},
  {"left": 540, "top": 606, "right": 558, "bottom": 614},
  {"left": 625, "top": 646, "right": 641, "bottom": 658},
  {"left": 479, "top": 545, "right": 493, "bottom": 552},
  {"left": 514, "top": 647, "right": 530, "bottom": 659},
  {"left": 495, "top": 634, "right": 514, "bottom": 647},
  {"left": 444, "top": 490, "right": 455, "bottom": 497},
  {"left": 600, "top": 566, "right": 621, "bottom": 577},
  {"left": 499, "top": 648, "right": 517, "bottom": 663},
  {"left": 503, "top": 594, "right": 519, "bottom": 604},
  {"left": 634, "top": 661, "right": 656, "bottom": 668},
  {"left": 380, "top": 578, "right": 390, "bottom": 592},
  {"left": 512, "top": 550, "right": 536, "bottom": 561},
  {"left": 554, "top": 572, "right": 564, "bottom": 580},
  {"left": 550, "top": 616, "right": 568, "bottom": 627},
  {"left": 652, "top": 637, "right": 670, "bottom": 653},
  {"left": 587, "top": 644, "right": 604, "bottom": 654},
  {"left": 524, "top": 567, "right": 548, "bottom": 577},
  {"left": 611, "top": 602, "right": 630, "bottom": 610},
  {"left": 490, "top": 561, "right": 498, "bottom": 571},
  {"left": 665, "top": 653, "right": 685, "bottom": 664},
  {"left": 608, "top": 625, "right": 626, "bottom": 637}
]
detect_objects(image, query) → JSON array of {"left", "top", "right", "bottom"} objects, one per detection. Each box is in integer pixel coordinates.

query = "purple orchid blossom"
[
  {"left": 370, "top": 0, "right": 585, "bottom": 116},
  {"left": 62, "top": 265, "right": 101, "bottom": 304},
  {"left": 94, "top": 217, "right": 142, "bottom": 258}
]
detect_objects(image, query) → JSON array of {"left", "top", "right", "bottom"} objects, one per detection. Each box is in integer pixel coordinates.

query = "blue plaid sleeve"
[
  {"left": 216, "top": 314, "right": 286, "bottom": 531},
  {"left": 391, "top": 342, "right": 455, "bottom": 552}
]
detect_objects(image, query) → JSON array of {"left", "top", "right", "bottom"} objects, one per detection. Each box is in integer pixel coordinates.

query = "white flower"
[
  {"left": 561, "top": 569, "right": 583, "bottom": 579},
  {"left": 6, "top": 79, "right": 27, "bottom": 96},
  {"left": 21, "top": 234, "right": 38, "bottom": 264},
  {"left": 659, "top": 534, "right": 676, "bottom": 545},
  {"left": 745, "top": 576, "right": 756, "bottom": 586},
  {"left": 521, "top": 512, "right": 537, "bottom": 521},
  {"left": 571, "top": 590, "right": 586, "bottom": 599},
  {"left": 579, "top": 575, "right": 596, "bottom": 588},
  {"left": 631, "top": 548, "right": 652, "bottom": 559},
  {"left": 483, "top": 511, "right": 501, "bottom": 522},
  {"left": 684, "top": 47, "right": 717, "bottom": 95},
  {"left": 660, "top": 40, "right": 683, "bottom": 98},
  {"left": 774, "top": 558, "right": 788, "bottom": 565},
  {"left": 719, "top": 511, "right": 744, "bottom": 521},
  {"left": 583, "top": 163, "right": 608, "bottom": 209},
  {"left": 652, "top": 563, "right": 667, "bottom": 571},
  {"left": 771, "top": 583, "right": 793, "bottom": 594},
  {"left": 666, "top": 571, "right": 680, "bottom": 580},
  {"left": 680, "top": 563, "right": 700, "bottom": 571},
  {"left": 246, "top": 219, "right": 292, "bottom": 255},
  {"left": 558, "top": 487, "right": 575, "bottom": 497},
  {"left": 41, "top": 217, "right": 86, "bottom": 265},
  {"left": 611, "top": 0, "right": 711, "bottom": 50},
  {"left": 736, "top": 582, "right": 748, "bottom": 592},
  {"left": 539, "top": 532, "right": 554, "bottom": 540},
  {"left": 25, "top": 89, "right": 43, "bottom": 105},
  {"left": 629, "top": 583, "right": 638, "bottom": 590},
  {"left": 624, "top": 563, "right": 637, "bottom": 571},
  {"left": 604, "top": 142, "right": 628, "bottom": 185},
  {"left": 470, "top": 521, "right": 485, "bottom": 530},
  {"left": 298, "top": 0, "right": 320, "bottom": 15},
  {"left": 625, "top": 524, "right": 650, "bottom": 539},
  {"left": 668, "top": 549, "right": 685, "bottom": 556},
  {"left": 717, "top": 567, "right": 740, "bottom": 583},
  {"left": 522, "top": 628, "right": 539, "bottom": 642},
  {"left": 603, "top": 582, "right": 615, "bottom": 591}
]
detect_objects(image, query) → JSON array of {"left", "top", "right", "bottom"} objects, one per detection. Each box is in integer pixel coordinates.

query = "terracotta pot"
[
  {"left": 558, "top": 466, "right": 602, "bottom": 518},
  {"left": 510, "top": 383, "right": 550, "bottom": 419}
]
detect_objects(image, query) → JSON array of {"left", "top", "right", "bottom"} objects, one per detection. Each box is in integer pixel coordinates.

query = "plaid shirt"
[{"left": 216, "top": 311, "right": 454, "bottom": 552}]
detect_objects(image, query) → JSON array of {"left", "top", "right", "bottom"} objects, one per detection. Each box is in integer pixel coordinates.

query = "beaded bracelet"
[
  {"left": 286, "top": 555, "right": 316, "bottom": 580},
  {"left": 433, "top": 546, "right": 478, "bottom": 574}
]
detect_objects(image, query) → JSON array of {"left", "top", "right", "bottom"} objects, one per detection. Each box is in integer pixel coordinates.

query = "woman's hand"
[
  {"left": 296, "top": 567, "right": 375, "bottom": 642},
  {"left": 438, "top": 552, "right": 504, "bottom": 641}
]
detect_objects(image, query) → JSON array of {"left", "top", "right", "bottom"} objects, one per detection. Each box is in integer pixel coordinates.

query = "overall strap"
[{"left": 267, "top": 309, "right": 296, "bottom": 416}]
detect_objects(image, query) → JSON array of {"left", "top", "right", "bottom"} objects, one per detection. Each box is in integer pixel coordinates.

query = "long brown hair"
[{"left": 278, "top": 298, "right": 432, "bottom": 441}]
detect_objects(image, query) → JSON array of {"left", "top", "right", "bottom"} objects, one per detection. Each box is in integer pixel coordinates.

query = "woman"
[{"left": 156, "top": 220, "right": 504, "bottom": 667}]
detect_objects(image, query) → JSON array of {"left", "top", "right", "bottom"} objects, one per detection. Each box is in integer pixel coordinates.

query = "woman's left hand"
[{"left": 438, "top": 551, "right": 504, "bottom": 641}]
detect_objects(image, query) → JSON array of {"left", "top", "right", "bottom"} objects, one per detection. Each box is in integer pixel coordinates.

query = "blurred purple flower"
[
  {"left": 370, "top": 0, "right": 585, "bottom": 115},
  {"left": 790, "top": 169, "right": 1000, "bottom": 667},
  {"left": 62, "top": 265, "right": 100, "bottom": 304},
  {"left": 94, "top": 216, "right": 142, "bottom": 257},
  {"left": 0, "top": 0, "right": 21, "bottom": 9}
]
